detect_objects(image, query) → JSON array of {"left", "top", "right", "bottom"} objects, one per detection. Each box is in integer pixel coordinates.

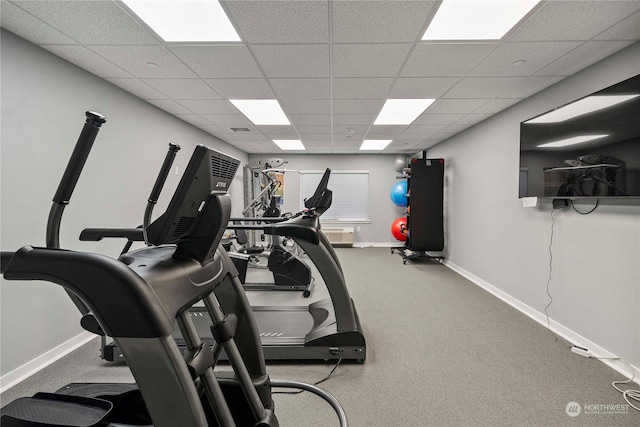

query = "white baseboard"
[
  {"left": 444, "top": 260, "right": 640, "bottom": 385},
  {"left": 353, "top": 242, "right": 397, "bottom": 248},
  {"left": 0, "top": 331, "right": 96, "bottom": 394}
]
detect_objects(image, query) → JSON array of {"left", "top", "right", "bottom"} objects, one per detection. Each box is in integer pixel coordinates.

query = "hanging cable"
[{"left": 570, "top": 198, "right": 599, "bottom": 214}]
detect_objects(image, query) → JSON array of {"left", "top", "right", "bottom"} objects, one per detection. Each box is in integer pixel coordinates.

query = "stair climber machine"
[{"left": 0, "top": 112, "right": 349, "bottom": 427}]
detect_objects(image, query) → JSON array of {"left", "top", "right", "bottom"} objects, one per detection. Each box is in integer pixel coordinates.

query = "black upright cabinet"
[{"left": 394, "top": 157, "right": 445, "bottom": 263}]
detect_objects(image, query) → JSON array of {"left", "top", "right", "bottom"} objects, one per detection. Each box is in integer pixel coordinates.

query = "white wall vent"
[{"left": 323, "top": 227, "right": 354, "bottom": 247}]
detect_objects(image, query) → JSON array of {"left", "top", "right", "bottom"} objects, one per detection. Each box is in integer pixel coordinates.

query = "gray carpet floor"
[{"left": 2, "top": 247, "right": 638, "bottom": 426}]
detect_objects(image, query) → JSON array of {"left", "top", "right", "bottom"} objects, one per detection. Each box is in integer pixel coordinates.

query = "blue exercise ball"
[{"left": 390, "top": 181, "right": 408, "bottom": 206}]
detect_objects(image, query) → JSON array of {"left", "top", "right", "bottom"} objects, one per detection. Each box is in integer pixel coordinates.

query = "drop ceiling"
[{"left": 1, "top": 0, "right": 639, "bottom": 154}]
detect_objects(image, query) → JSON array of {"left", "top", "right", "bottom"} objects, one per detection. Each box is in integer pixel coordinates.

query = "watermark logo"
[
  {"left": 565, "top": 401, "right": 630, "bottom": 417},
  {"left": 566, "top": 401, "right": 581, "bottom": 417}
]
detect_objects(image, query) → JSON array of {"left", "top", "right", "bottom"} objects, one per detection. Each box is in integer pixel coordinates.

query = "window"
[{"left": 300, "top": 170, "right": 369, "bottom": 222}]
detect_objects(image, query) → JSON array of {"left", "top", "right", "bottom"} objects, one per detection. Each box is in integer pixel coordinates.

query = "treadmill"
[
  {"left": 220, "top": 169, "right": 366, "bottom": 363},
  {"left": 95, "top": 168, "right": 366, "bottom": 363}
]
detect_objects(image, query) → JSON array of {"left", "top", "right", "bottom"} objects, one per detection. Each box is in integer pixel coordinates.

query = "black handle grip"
[
  {"left": 79, "top": 228, "right": 145, "bottom": 242},
  {"left": 52, "top": 111, "right": 106, "bottom": 204},
  {"left": 148, "top": 143, "right": 181, "bottom": 204}
]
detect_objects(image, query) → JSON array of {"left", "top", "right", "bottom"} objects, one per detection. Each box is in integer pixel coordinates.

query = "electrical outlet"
[{"left": 356, "top": 226, "right": 361, "bottom": 232}]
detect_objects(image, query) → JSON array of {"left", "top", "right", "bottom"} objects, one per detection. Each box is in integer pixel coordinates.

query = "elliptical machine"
[{"left": 0, "top": 112, "right": 348, "bottom": 427}]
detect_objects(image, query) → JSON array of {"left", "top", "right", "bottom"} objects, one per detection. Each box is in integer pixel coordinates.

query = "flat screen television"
[{"left": 519, "top": 74, "right": 640, "bottom": 200}]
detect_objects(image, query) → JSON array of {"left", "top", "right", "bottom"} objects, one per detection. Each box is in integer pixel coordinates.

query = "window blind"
[{"left": 300, "top": 170, "right": 369, "bottom": 221}]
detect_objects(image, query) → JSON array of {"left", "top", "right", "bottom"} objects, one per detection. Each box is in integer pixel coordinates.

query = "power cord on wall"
[
  {"left": 570, "top": 199, "right": 599, "bottom": 214},
  {"left": 549, "top": 199, "right": 638, "bottom": 412}
]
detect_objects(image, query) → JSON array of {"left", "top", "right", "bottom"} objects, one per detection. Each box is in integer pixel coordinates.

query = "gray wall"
[
  {"left": 0, "top": 30, "right": 248, "bottom": 376},
  {"left": 427, "top": 42, "right": 640, "bottom": 368},
  {"left": 247, "top": 153, "right": 407, "bottom": 245}
]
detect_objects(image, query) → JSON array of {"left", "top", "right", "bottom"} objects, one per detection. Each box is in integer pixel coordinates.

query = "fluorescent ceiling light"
[
  {"left": 273, "top": 140, "right": 305, "bottom": 151},
  {"left": 374, "top": 99, "right": 435, "bottom": 125},
  {"left": 230, "top": 100, "right": 290, "bottom": 125},
  {"left": 360, "top": 140, "right": 393, "bottom": 151},
  {"left": 422, "top": 0, "right": 540, "bottom": 40},
  {"left": 525, "top": 95, "right": 640, "bottom": 124},
  {"left": 538, "top": 134, "right": 608, "bottom": 148},
  {"left": 121, "top": 0, "right": 240, "bottom": 42}
]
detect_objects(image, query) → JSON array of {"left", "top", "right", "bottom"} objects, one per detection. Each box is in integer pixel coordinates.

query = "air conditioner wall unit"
[{"left": 322, "top": 227, "right": 354, "bottom": 247}]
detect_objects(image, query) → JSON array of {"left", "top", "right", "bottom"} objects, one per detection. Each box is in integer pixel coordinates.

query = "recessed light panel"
[
  {"left": 121, "top": 0, "right": 241, "bottom": 42},
  {"left": 360, "top": 140, "right": 393, "bottom": 151},
  {"left": 273, "top": 140, "right": 306, "bottom": 151},
  {"left": 525, "top": 95, "right": 640, "bottom": 124},
  {"left": 422, "top": 0, "right": 540, "bottom": 40},
  {"left": 374, "top": 99, "right": 435, "bottom": 125},
  {"left": 537, "top": 134, "right": 608, "bottom": 148},
  {"left": 230, "top": 100, "right": 290, "bottom": 125}
]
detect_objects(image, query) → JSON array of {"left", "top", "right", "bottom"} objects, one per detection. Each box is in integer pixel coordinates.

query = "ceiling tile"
[
  {"left": 269, "top": 78, "right": 330, "bottom": 99},
  {"left": 389, "top": 77, "right": 461, "bottom": 98},
  {"left": 43, "top": 45, "right": 131, "bottom": 78},
  {"left": 468, "top": 42, "right": 581, "bottom": 77},
  {"left": 14, "top": 0, "right": 159, "bottom": 45},
  {"left": 368, "top": 125, "right": 408, "bottom": 135},
  {"left": 252, "top": 44, "right": 330, "bottom": 78},
  {"left": 444, "top": 78, "right": 525, "bottom": 99},
  {"left": 332, "top": 124, "right": 369, "bottom": 134},
  {"left": 223, "top": 0, "right": 329, "bottom": 43},
  {"left": 507, "top": 0, "right": 640, "bottom": 42},
  {"left": 499, "top": 76, "right": 565, "bottom": 99},
  {"left": 281, "top": 99, "right": 331, "bottom": 115},
  {"left": 401, "top": 43, "right": 497, "bottom": 77},
  {"left": 473, "top": 98, "right": 522, "bottom": 114},
  {"left": 332, "top": 99, "right": 385, "bottom": 115},
  {"left": 333, "top": 43, "right": 412, "bottom": 77},
  {"left": 413, "top": 114, "right": 465, "bottom": 125},
  {"left": 176, "top": 115, "right": 211, "bottom": 126},
  {"left": 296, "top": 125, "right": 332, "bottom": 134},
  {"left": 90, "top": 46, "right": 197, "bottom": 78},
  {"left": 258, "top": 126, "right": 299, "bottom": 137},
  {"left": 302, "top": 140, "right": 333, "bottom": 147},
  {"left": 332, "top": 1, "right": 436, "bottom": 43},
  {"left": 205, "top": 78, "right": 274, "bottom": 99},
  {"left": 333, "top": 115, "right": 376, "bottom": 126},
  {"left": 535, "top": 40, "right": 636, "bottom": 76},
  {"left": 402, "top": 125, "right": 448, "bottom": 135},
  {"left": 106, "top": 78, "right": 168, "bottom": 100},
  {"left": 595, "top": 10, "right": 640, "bottom": 40},
  {"left": 332, "top": 78, "right": 394, "bottom": 99},
  {"left": 200, "top": 114, "right": 255, "bottom": 129},
  {"left": 227, "top": 133, "right": 271, "bottom": 142},
  {"left": 427, "top": 99, "right": 490, "bottom": 114},
  {"left": 169, "top": 45, "right": 263, "bottom": 78},
  {"left": 455, "top": 114, "right": 493, "bottom": 126},
  {"left": 146, "top": 99, "right": 195, "bottom": 115},
  {"left": 299, "top": 134, "right": 332, "bottom": 142},
  {"left": 1, "top": 1, "right": 76, "bottom": 44},
  {"left": 289, "top": 115, "right": 331, "bottom": 126},
  {"left": 142, "top": 78, "right": 222, "bottom": 100},
  {"left": 178, "top": 100, "right": 238, "bottom": 115}
]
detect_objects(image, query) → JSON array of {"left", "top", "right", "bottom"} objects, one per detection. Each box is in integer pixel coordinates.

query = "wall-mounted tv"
[{"left": 519, "top": 74, "right": 640, "bottom": 200}]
